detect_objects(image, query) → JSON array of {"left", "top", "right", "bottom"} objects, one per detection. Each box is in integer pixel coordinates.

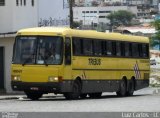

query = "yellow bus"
[{"left": 11, "top": 27, "right": 150, "bottom": 100}]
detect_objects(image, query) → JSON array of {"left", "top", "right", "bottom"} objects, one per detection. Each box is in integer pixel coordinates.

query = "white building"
[
  {"left": 0, "top": 0, "right": 38, "bottom": 93},
  {"left": 0, "top": 0, "right": 38, "bottom": 33},
  {"left": 0, "top": 0, "right": 69, "bottom": 93},
  {"left": 104, "top": 0, "right": 125, "bottom": 4},
  {"left": 73, "top": 6, "right": 137, "bottom": 25}
]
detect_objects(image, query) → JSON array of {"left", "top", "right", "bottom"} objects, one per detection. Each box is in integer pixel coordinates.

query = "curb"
[{"left": 0, "top": 95, "right": 26, "bottom": 100}]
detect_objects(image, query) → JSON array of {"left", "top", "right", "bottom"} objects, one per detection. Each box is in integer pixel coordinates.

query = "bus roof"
[{"left": 17, "top": 27, "right": 149, "bottom": 43}]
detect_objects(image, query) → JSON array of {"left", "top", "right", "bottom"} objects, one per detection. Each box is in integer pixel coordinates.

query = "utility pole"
[{"left": 69, "top": 0, "right": 73, "bottom": 28}]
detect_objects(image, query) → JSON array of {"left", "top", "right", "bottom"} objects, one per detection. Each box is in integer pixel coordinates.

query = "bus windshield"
[{"left": 12, "top": 36, "right": 63, "bottom": 65}]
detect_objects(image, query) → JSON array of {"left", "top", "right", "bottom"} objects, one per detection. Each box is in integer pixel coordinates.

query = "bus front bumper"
[{"left": 11, "top": 81, "right": 73, "bottom": 93}]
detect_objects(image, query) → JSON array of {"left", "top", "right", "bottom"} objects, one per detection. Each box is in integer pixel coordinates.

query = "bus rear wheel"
[
  {"left": 116, "top": 79, "right": 127, "bottom": 97},
  {"left": 25, "top": 91, "right": 43, "bottom": 100},
  {"left": 127, "top": 79, "right": 134, "bottom": 96},
  {"left": 64, "top": 80, "right": 81, "bottom": 100}
]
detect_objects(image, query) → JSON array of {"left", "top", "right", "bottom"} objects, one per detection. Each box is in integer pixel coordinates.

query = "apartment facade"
[{"left": 73, "top": 6, "right": 137, "bottom": 25}]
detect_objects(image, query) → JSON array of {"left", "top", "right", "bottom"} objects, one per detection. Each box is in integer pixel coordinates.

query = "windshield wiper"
[
  {"left": 38, "top": 53, "right": 48, "bottom": 66},
  {"left": 22, "top": 54, "right": 35, "bottom": 66}
]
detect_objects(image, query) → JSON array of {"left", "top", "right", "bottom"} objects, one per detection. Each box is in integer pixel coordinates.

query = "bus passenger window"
[
  {"left": 138, "top": 44, "right": 143, "bottom": 57},
  {"left": 129, "top": 43, "right": 132, "bottom": 57},
  {"left": 116, "top": 42, "right": 121, "bottom": 56},
  {"left": 94, "top": 40, "right": 102, "bottom": 56},
  {"left": 73, "top": 38, "right": 82, "bottom": 55},
  {"left": 121, "top": 42, "right": 125, "bottom": 56},
  {"left": 132, "top": 43, "right": 139, "bottom": 57},
  {"left": 142, "top": 44, "right": 148, "bottom": 57},
  {"left": 112, "top": 42, "right": 116, "bottom": 56},
  {"left": 106, "top": 41, "right": 112, "bottom": 56},
  {"left": 125, "top": 43, "right": 130, "bottom": 57},
  {"left": 83, "top": 39, "right": 93, "bottom": 56}
]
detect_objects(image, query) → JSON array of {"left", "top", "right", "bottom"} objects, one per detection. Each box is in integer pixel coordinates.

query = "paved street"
[{"left": 0, "top": 87, "right": 160, "bottom": 112}]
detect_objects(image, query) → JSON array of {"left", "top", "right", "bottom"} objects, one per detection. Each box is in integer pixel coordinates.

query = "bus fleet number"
[{"left": 88, "top": 58, "right": 101, "bottom": 65}]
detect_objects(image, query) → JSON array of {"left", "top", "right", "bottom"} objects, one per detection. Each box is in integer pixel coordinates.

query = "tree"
[
  {"left": 106, "top": 10, "right": 135, "bottom": 28},
  {"left": 150, "top": 19, "right": 160, "bottom": 50}
]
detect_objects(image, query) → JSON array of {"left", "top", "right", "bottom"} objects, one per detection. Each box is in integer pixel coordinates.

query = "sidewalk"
[
  {"left": 0, "top": 93, "right": 26, "bottom": 100},
  {"left": 0, "top": 93, "right": 58, "bottom": 100}
]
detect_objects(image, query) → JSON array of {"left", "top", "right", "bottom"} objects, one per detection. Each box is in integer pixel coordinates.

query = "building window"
[
  {"left": 0, "top": 0, "right": 5, "bottom": 6},
  {"left": 16, "top": 0, "right": 19, "bottom": 6},
  {"left": 20, "top": 0, "right": 22, "bottom": 6},
  {"left": 31, "top": 0, "right": 34, "bottom": 6},
  {"left": 24, "top": 0, "right": 26, "bottom": 6}
]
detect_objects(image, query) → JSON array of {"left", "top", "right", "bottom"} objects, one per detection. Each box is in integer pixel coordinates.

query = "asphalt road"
[{"left": 0, "top": 87, "right": 160, "bottom": 112}]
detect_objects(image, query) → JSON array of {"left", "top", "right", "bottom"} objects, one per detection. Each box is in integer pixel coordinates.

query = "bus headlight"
[
  {"left": 12, "top": 76, "right": 21, "bottom": 81},
  {"left": 48, "top": 76, "right": 58, "bottom": 82}
]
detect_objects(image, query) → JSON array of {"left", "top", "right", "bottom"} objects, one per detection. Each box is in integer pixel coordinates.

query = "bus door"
[{"left": 64, "top": 37, "right": 72, "bottom": 80}]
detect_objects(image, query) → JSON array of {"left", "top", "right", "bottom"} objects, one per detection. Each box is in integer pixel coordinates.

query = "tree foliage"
[
  {"left": 106, "top": 10, "right": 135, "bottom": 27},
  {"left": 150, "top": 19, "right": 160, "bottom": 49}
]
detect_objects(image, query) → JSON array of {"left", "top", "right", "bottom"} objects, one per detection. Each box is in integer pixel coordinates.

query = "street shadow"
[{"left": 17, "top": 93, "right": 151, "bottom": 102}]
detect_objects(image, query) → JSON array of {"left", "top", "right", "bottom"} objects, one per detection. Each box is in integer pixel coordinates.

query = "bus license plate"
[{"left": 30, "top": 87, "right": 39, "bottom": 91}]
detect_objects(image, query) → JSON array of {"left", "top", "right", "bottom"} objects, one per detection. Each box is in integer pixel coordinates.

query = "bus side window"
[
  {"left": 116, "top": 42, "right": 121, "bottom": 56},
  {"left": 83, "top": 39, "right": 93, "bottom": 56},
  {"left": 142, "top": 44, "right": 149, "bottom": 58},
  {"left": 129, "top": 43, "right": 132, "bottom": 57},
  {"left": 93, "top": 40, "right": 102, "bottom": 56},
  {"left": 125, "top": 43, "right": 130, "bottom": 57},
  {"left": 138, "top": 44, "right": 143, "bottom": 57},
  {"left": 106, "top": 41, "right": 112, "bottom": 56},
  {"left": 132, "top": 43, "right": 139, "bottom": 57},
  {"left": 73, "top": 38, "right": 82, "bottom": 55},
  {"left": 65, "top": 37, "right": 71, "bottom": 65}
]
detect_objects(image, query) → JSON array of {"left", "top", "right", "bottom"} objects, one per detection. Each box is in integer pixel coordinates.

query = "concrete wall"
[
  {"left": 0, "top": 0, "right": 13, "bottom": 33},
  {"left": 0, "top": 37, "right": 15, "bottom": 93},
  {"left": 0, "top": 0, "right": 38, "bottom": 33},
  {"left": 12, "top": 0, "right": 38, "bottom": 31}
]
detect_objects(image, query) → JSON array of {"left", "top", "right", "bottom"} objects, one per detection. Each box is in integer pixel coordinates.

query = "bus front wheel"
[
  {"left": 64, "top": 80, "right": 81, "bottom": 100},
  {"left": 116, "top": 79, "right": 127, "bottom": 97},
  {"left": 25, "top": 91, "right": 43, "bottom": 100}
]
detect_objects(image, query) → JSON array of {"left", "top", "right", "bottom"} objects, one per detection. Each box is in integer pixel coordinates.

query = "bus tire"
[
  {"left": 64, "top": 80, "right": 81, "bottom": 100},
  {"left": 25, "top": 91, "right": 43, "bottom": 100},
  {"left": 88, "top": 92, "right": 102, "bottom": 98},
  {"left": 116, "top": 79, "right": 127, "bottom": 97},
  {"left": 127, "top": 79, "right": 134, "bottom": 96}
]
